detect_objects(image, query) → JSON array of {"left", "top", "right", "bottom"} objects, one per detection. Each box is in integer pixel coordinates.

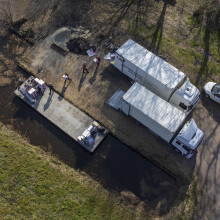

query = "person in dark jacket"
[
  {"left": 83, "top": 62, "right": 89, "bottom": 74},
  {"left": 48, "top": 83, "right": 54, "bottom": 95}
]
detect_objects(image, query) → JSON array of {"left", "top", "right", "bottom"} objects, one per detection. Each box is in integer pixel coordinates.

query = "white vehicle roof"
[
  {"left": 116, "top": 39, "right": 185, "bottom": 89},
  {"left": 178, "top": 119, "right": 197, "bottom": 141},
  {"left": 123, "top": 83, "right": 186, "bottom": 132}
]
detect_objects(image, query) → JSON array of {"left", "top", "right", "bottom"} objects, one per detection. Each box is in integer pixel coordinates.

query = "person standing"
[
  {"left": 48, "top": 83, "right": 54, "bottom": 95},
  {"left": 63, "top": 73, "right": 69, "bottom": 84},
  {"left": 37, "top": 86, "right": 42, "bottom": 95},
  {"left": 18, "top": 76, "right": 23, "bottom": 85},
  {"left": 95, "top": 57, "right": 100, "bottom": 67},
  {"left": 83, "top": 62, "right": 89, "bottom": 74}
]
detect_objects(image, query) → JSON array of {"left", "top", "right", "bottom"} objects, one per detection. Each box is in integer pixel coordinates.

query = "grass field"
[
  {"left": 0, "top": 123, "right": 146, "bottom": 219},
  {"left": 0, "top": 123, "right": 201, "bottom": 220}
]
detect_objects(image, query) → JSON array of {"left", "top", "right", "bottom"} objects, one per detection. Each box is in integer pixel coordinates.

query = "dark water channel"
[{"left": 0, "top": 73, "right": 177, "bottom": 212}]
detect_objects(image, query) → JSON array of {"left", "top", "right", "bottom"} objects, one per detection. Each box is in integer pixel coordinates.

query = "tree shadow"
[
  {"left": 195, "top": 13, "right": 211, "bottom": 87},
  {"left": 149, "top": 0, "right": 176, "bottom": 53},
  {"left": 135, "top": 0, "right": 142, "bottom": 29},
  {"left": 0, "top": 32, "right": 28, "bottom": 60},
  {"left": 218, "top": 28, "right": 220, "bottom": 52},
  {"left": 13, "top": 18, "right": 28, "bottom": 30},
  {"left": 47, "top": 0, "right": 92, "bottom": 29},
  {"left": 100, "top": 0, "right": 153, "bottom": 40},
  {"left": 195, "top": 124, "right": 220, "bottom": 219},
  {"left": 101, "top": 0, "right": 134, "bottom": 37},
  {"left": 190, "top": 99, "right": 220, "bottom": 218},
  {"left": 132, "top": 0, "right": 155, "bottom": 43},
  {"left": 78, "top": 71, "right": 88, "bottom": 91}
]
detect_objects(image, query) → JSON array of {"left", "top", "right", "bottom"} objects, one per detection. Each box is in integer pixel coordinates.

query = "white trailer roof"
[
  {"left": 123, "top": 83, "right": 186, "bottom": 132},
  {"left": 116, "top": 39, "right": 185, "bottom": 89}
]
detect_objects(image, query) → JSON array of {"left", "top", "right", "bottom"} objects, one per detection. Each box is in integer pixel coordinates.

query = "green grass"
[
  {"left": 127, "top": 3, "right": 220, "bottom": 85},
  {"left": 174, "top": 180, "right": 200, "bottom": 220},
  {"left": 186, "top": 15, "right": 219, "bottom": 63},
  {"left": 0, "top": 119, "right": 201, "bottom": 219},
  {"left": 0, "top": 123, "right": 145, "bottom": 219},
  {"left": 128, "top": 15, "right": 219, "bottom": 83},
  {"left": 156, "top": 36, "right": 219, "bottom": 85},
  {"left": 170, "top": 13, "right": 177, "bottom": 19}
]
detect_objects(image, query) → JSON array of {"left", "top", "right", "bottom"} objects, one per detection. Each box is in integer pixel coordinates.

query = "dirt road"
[{"left": 192, "top": 98, "right": 220, "bottom": 220}]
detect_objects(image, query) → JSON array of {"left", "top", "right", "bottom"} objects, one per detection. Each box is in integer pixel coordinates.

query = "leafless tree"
[
  {"left": 0, "top": 0, "right": 15, "bottom": 28},
  {"left": 26, "top": 0, "right": 60, "bottom": 23},
  {"left": 0, "top": 0, "right": 60, "bottom": 30}
]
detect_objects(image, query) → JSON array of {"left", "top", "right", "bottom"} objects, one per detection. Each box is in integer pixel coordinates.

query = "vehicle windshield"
[{"left": 211, "top": 84, "right": 220, "bottom": 94}]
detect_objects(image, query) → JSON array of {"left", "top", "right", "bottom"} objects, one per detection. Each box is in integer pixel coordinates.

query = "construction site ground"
[
  {"left": 1, "top": 0, "right": 220, "bottom": 218},
  {"left": 18, "top": 26, "right": 194, "bottom": 181}
]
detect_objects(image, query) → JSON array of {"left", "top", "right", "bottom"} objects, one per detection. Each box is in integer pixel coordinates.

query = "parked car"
[{"left": 203, "top": 82, "right": 220, "bottom": 104}]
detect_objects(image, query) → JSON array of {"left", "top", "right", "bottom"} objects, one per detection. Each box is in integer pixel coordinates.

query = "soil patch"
[
  {"left": 66, "top": 37, "right": 96, "bottom": 55},
  {"left": 18, "top": 27, "right": 194, "bottom": 183}
]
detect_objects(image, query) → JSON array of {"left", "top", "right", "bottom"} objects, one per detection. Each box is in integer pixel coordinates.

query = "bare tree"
[
  {"left": 0, "top": 0, "right": 15, "bottom": 28},
  {"left": 0, "top": 0, "right": 60, "bottom": 30},
  {"left": 26, "top": 0, "right": 60, "bottom": 23}
]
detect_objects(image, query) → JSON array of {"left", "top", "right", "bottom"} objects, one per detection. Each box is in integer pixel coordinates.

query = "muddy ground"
[
  {"left": 18, "top": 26, "right": 193, "bottom": 182},
  {"left": 0, "top": 32, "right": 179, "bottom": 218},
  {"left": 1, "top": 0, "right": 220, "bottom": 219}
]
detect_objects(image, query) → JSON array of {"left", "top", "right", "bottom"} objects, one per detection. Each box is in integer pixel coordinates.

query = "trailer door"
[
  {"left": 115, "top": 53, "right": 124, "bottom": 72},
  {"left": 121, "top": 100, "right": 130, "bottom": 116}
]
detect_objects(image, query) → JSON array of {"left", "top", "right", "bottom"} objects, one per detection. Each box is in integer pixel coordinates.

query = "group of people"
[
  {"left": 83, "top": 56, "right": 100, "bottom": 74},
  {"left": 62, "top": 57, "right": 100, "bottom": 82},
  {"left": 18, "top": 56, "right": 101, "bottom": 96},
  {"left": 50, "top": 56, "right": 101, "bottom": 95}
]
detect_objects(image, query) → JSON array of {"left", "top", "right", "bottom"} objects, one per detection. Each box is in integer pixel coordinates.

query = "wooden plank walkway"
[{"left": 14, "top": 77, "right": 108, "bottom": 152}]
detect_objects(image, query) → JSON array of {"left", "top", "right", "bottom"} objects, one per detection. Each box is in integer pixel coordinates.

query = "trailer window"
[
  {"left": 176, "top": 141, "right": 181, "bottom": 145},
  {"left": 179, "top": 102, "right": 187, "bottom": 110},
  {"left": 182, "top": 145, "right": 190, "bottom": 151},
  {"left": 188, "top": 104, "right": 193, "bottom": 111},
  {"left": 192, "top": 132, "right": 196, "bottom": 139},
  {"left": 128, "top": 68, "right": 134, "bottom": 74}
]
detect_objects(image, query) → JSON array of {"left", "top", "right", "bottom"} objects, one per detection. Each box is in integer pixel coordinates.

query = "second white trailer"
[
  {"left": 120, "top": 83, "right": 186, "bottom": 142},
  {"left": 120, "top": 83, "right": 204, "bottom": 158}
]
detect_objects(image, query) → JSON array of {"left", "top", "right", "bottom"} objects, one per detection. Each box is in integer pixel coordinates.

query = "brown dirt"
[
  {"left": 1, "top": 0, "right": 220, "bottom": 218},
  {"left": 18, "top": 26, "right": 192, "bottom": 183}
]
